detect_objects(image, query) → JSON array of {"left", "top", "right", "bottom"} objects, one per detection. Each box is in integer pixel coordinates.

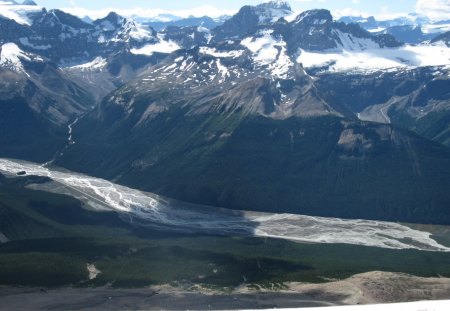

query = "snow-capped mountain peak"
[
  {"left": 22, "top": 0, "right": 37, "bottom": 6},
  {"left": 257, "top": 0, "right": 292, "bottom": 11},
  {"left": 293, "top": 9, "right": 333, "bottom": 26},
  {"left": 123, "top": 20, "right": 156, "bottom": 42},
  {"left": 212, "top": 1, "right": 294, "bottom": 41},
  {"left": 91, "top": 12, "right": 159, "bottom": 44},
  {"left": 94, "top": 12, "right": 124, "bottom": 31},
  {"left": 256, "top": 0, "right": 293, "bottom": 23}
]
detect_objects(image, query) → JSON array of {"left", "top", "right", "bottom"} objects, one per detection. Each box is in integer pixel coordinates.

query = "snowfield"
[
  {"left": 199, "top": 47, "right": 244, "bottom": 58},
  {"left": 0, "top": 0, "right": 43, "bottom": 25},
  {"left": 241, "top": 29, "right": 294, "bottom": 78},
  {"left": 297, "top": 43, "right": 450, "bottom": 72},
  {"left": 241, "top": 30, "right": 282, "bottom": 65},
  {"left": 120, "top": 20, "right": 156, "bottom": 42},
  {"left": 130, "top": 36, "right": 180, "bottom": 56},
  {"left": 69, "top": 57, "right": 107, "bottom": 71}
]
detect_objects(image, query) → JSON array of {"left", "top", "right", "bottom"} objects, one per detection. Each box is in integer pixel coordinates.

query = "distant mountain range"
[
  {"left": 337, "top": 14, "right": 450, "bottom": 44},
  {"left": 1, "top": 0, "right": 450, "bottom": 224}
]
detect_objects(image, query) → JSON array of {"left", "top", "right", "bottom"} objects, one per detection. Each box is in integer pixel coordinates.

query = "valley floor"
[{"left": 1, "top": 272, "right": 450, "bottom": 310}]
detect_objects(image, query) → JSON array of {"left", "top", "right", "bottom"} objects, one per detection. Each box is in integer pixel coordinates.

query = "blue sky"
[
  {"left": 36, "top": 0, "right": 416, "bottom": 13},
  {"left": 31, "top": 0, "right": 450, "bottom": 21}
]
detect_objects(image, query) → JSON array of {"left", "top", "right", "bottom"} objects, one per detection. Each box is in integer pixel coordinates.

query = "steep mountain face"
[
  {"left": 0, "top": 1, "right": 449, "bottom": 224},
  {"left": 210, "top": 7, "right": 402, "bottom": 72},
  {"left": 0, "top": 43, "right": 94, "bottom": 161},
  {"left": 432, "top": 31, "right": 450, "bottom": 46},
  {"left": 0, "top": 2, "right": 216, "bottom": 163},
  {"left": 0, "top": 1, "right": 181, "bottom": 90},
  {"left": 338, "top": 16, "right": 379, "bottom": 30},
  {"left": 56, "top": 15, "right": 450, "bottom": 224},
  {"left": 58, "top": 81, "right": 450, "bottom": 224},
  {"left": 0, "top": 8, "right": 166, "bottom": 63},
  {"left": 0, "top": 3, "right": 182, "bottom": 114},
  {"left": 30, "top": 9, "right": 99, "bottom": 62},
  {"left": 161, "top": 26, "right": 211, "bottom": 49},
  {"left": 382, "top": 25, "right": 433, "bottom": 44},
  {"left": 213, "top": 1, "right": 293, "bottom": 41},
  {"left": 286, "top": 9, "right": 401, "bottom": 53},
  {"left": 92, "top": 12, "right": 159, "bottom": 48},
  {"left": 0, "top": 15, "right": 30, "bottom": 40},
  {"left": 62, "top": 51, "right": 166, "bottom": 102},
  {"left": 314, "top": 67, "right": 450, "bottom": 147},
  {"left": 0, "top": 0, "right": 45, "bottom": 25},
  {"left": 91, "top": 43, "right": 340, "bottom": 119}
]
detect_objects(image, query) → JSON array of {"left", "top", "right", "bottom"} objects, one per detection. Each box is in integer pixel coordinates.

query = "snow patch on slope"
[
  {"left": 199, "top": 47, "right": 244, "bottom": 58},
  {"left": 241, "top": 30, "right": 279, "bottom": 64},
  {"left": 268, "top": 46, "right": 292, "bottom": 78},
  {"left": 70, "top": 57, "right": 107, "bottom": 71},
  {"left": 215, "top": 59, "right": 229, "bottom": 83},
  {"left": 0, "top": 42, "right": 31, "bottom": 74},
  {"left": 19, "top": 37, "right": 51, "bottom": 50},
  {"left": 241, "top": 30, "right": 293, "bottom": 78},
  {"left": 197, "top": 26, "right": 212, "bottom": 44}
]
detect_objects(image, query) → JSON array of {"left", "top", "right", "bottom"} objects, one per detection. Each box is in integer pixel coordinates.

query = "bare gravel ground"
[
  {"left": 286, "top": 271, "right": 450, "bottom": 305},
  {"left": 1, "top": 271, "right": 450, "bottom": 310}
]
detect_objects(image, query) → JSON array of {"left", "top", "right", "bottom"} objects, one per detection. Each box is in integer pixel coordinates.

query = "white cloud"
[
  {"left": 416, "top": 0, "right": 450, "bottom": 21},
  {"left": 332, "top": 7, "right": 412, "bottom": 22},
  {"left": 60, "top": 5, "right": 237, "bottom": 20},
  {"left": 332, "top": 8, "right": 370, "bottom": 19},
  {"left": 375, "top": 12, "right": 411, "bottom": 21}
]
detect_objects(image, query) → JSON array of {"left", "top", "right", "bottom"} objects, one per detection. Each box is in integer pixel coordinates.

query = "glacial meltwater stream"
[{"left": 0, "top": 158, "right": 448, "bottom": 252}]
